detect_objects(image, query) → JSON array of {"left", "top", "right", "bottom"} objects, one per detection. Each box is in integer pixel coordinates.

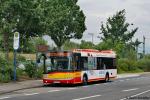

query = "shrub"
[
  {"left": 36, "top": 67, "right": 43, "bottom": 79},
  {"left": 137, "top": 59, "right": 150, "bottom": 72},
  {"left": 0, "top": 55, "right": 13, "bottom": 82},
  {"left": 117, "top": 58, "right": 143, "bottom": 73},
  {"left": 24, "top": 61, "right": 36, "bottom": 78}
]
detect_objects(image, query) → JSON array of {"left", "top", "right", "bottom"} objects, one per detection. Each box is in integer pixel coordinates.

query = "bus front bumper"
[{"left": 43, "top": 79, "right": 75, "bottom": 84}]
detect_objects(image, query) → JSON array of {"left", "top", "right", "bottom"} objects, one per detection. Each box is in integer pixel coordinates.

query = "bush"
[
  {"left": 24, "top": 61, "right": 36, "bottom": 78},
  {"left": 117, "top": 58, "right": 143, "bottom": 73},
  {"left": 0, "top": 55, "right": 13, "bottom": 82},
  {"left": 36, "top": 67, "right": 43, "bottom": 79},
  {"left": 136, "top": 59, "right": 150, "bottom": 72}
]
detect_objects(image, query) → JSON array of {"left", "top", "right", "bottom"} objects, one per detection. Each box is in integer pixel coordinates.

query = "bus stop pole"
[{"left": 13, "top": 50, "right": 17, "bottom": 81}]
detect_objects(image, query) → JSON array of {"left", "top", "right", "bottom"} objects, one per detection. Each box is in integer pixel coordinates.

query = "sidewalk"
[
  {"left": 117, "top": 72, "right": 150, "bottom": 79},
  {"left": 0, "top": 80, "right": 43, "bottom": 95}
]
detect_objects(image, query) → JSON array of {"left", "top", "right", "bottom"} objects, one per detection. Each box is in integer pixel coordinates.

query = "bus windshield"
[{"left": 46, "top": 57, "right": 71, "bottom": 72}]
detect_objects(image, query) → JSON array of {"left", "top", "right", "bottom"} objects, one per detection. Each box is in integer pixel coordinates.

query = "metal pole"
[
  {"left": 13, "top": 50, "right": 17, "bottom": 81},
  {"left": 143, "top": 36, "right": 145, "bottom": 55},
  {"left": 35, "top": 51, "right": 38, "bottom": 79},
  {"left": 88, "top": 33, "right": 94, "bottom": 47}
]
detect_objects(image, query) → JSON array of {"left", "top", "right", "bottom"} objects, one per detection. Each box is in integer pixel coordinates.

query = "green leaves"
[
  {"left": 100, "top": 10, "right": 138, "bottom": 43},
  {"left": 42, "top": 0, "right": 86, "bottom": 49},
  {"left": 99, "top": 9, "right": 138, "bottom": 58}
]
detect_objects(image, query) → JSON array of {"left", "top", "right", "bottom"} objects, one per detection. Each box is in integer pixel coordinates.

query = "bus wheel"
[
  {"left": 82, "top": 76, "right": 88, "bottom": 86},
  {"left": 105, "top": 74, "right": 109, "bottom": 82}
]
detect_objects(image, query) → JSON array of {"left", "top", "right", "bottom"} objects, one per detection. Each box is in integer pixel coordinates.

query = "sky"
[{"left": 44, "top": 0, "right": 150, "bottom": 53}]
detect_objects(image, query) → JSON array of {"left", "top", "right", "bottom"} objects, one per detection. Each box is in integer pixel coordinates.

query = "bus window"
[
  {"left": 88, "top": 57, "right": 97, "bottom": 70},
  {"left": 73, "top": 53, "right": 81, "bottom": 70},
  {"left": 80, "top": 57, "right": 88, "bottom": 70},
  {"left": 97, "top": 58, "right": 103, "bottom": 70},
  {"left": 101, "top": 58, "right": 116, "bottom": 69}
]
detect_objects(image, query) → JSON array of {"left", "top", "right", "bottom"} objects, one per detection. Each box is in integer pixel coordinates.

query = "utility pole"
[
  {"left": 143, "top": 36, "right": 145, "bottom": 56},
  {"left": 88, "top": 33, "right": 94, "bottom": 47}
]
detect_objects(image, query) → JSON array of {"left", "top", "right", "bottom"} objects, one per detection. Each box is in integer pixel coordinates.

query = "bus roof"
[
  {"left": 73, "top": 49, "right": 116, "bottom": 58},
  {"left": 46, "top": 49, "right": 116, "bottom": 58}
]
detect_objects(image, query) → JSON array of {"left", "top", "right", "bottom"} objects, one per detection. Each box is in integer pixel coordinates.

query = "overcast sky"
[
  {"left": 77, "top": 0, "right": 150, "bottom": 53},
  {"left": 44, "top": 0, "right": 150, "bottom": 53}
]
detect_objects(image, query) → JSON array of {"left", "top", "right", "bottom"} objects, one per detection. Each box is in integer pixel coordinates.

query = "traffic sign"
[{"left": 13, "top": 32, "right": 20, "bottom": 50}]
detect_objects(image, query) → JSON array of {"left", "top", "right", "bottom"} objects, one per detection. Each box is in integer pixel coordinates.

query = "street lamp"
[{"left": 88, "top": 33, "right": 94, "bottom": 44}]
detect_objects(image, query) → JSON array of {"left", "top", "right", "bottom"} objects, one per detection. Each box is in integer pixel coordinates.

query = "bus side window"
[
  {"left": 97, "top": 58, "right": 103, "bottom": 70},
  {"left": 113, "top": 58, "right": 117, "bottom": 69},
  {"left": 80, "top": 57, "right": 88, "bottom": 70}
]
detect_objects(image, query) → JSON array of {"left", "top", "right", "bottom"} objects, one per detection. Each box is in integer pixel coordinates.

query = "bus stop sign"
[{"left": 13, "top": 32, "right": 20, "bottom": 50}]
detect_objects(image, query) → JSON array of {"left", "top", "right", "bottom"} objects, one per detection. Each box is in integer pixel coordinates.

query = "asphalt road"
[{"left": 0, "top": 75, "right": 150, "bottom": 100}]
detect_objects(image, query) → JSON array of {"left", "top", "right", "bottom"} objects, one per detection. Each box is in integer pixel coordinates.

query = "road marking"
[
  {"left": 122, "top": 88, "right": 139, "bottom": 92},
  {"left": 0, "top": 97, "right": 11, "bottom": 100},
  {"left": 119, "top": 80, "right": 124, "bottom": 82},
  {"left": 67, "top": 88, "right": 77, "bottom": 90},
  {"left": 48, "top": 89, "right": 61, "bottom": 92},
  {"left": 120, "top": 90, "right": 150, "bottom": 100},
  {"left": 24, "top": 93, "right": 39, "bottom": 96},
  {"left": 126, "top": 79, "right": 130, "bottom": 81},
  {"left": 104, "top": 83, "right": 108, "bottom": 85},
  {"left": 95, "top": 84, "right": 100, "bottom": 86},
  {"left": 72, "top": 95, "right": 101, "bottom": 100},
  {"left": 82, "top": 86, "right": 89, "bottom": 88}
]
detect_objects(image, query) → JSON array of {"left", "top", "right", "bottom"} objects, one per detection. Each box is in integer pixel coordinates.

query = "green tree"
[
  {"left": 0, "top": 0, "right": 16, "bottom": 59},
  {"left": 63, "top": 40, "right": 80, "bottom": 50},
  {"left": 0, "top": 0, "right": 44, "bottom": 57},
  {"left": 99, "top": 9, "right": 138, "bottom": 57},
  {"left": 80, "top": 40, "right": 95, "bottom": 49},
  {"left": 42, "top": 0, "right": 86, "bottom": 49},
  {"left": 22, "top": 37, "right": 47, "bottom": 53},
  {"left": 100, "top": 9, "right": 138, "bottom": 44}
]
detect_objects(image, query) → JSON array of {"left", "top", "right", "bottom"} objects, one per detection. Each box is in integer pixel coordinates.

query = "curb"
[{"left": 0, "top": 85, "right": 43, "bottom": 95}]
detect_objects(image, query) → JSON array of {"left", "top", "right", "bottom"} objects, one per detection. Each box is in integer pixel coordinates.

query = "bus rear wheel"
[
  {"left": 105, "top": 74, "right": 109, "bottom": 82},
  {"left": 82, "top": 76, "right": 88, "bottom": 86}
]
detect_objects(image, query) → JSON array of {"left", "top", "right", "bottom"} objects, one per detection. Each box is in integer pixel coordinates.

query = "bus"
[{"left": 41, "top": 49, "right": 117, "bottom": 85}]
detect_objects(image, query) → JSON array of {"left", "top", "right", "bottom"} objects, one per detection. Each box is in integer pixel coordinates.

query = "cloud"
[{"left": 77, "top": 0, "right": 150, "bottom": 53}]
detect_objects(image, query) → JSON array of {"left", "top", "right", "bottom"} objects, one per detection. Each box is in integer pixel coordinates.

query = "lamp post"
[{"left": 88, "top": 33, "right": 94, "bottom": 47}]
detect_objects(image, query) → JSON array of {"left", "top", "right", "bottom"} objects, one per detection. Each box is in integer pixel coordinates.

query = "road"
[{"left": 0, "top": 75, "right": 150, "bottom": 100}]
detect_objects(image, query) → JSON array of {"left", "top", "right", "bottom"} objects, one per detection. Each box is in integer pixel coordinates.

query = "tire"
[
  {"left": 82, "top": 76, "right": 88, "bottom": 86},
  {"left": 105, "top": 74, "right": 109, "bottom": 82}
]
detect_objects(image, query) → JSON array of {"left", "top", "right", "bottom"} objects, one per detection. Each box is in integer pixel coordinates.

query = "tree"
[
  {"left": 0, "top": 0, "right": 44, "bottom": 57},
  {"left": 99, "top": 9, "right": 138, "bottom": 57},
  {"left": 20, "top": 37, "right": 47, "bottom": 53},
  {"left": 131, "top": 39, "right": 142, "bottom": 52},
  {"left": 80, "top": 40, "right": 95, "bottom": 49},
  {"left": 63, "top": 40, "right": 80, "bottom": 50},
  {"left": 100, "top": 9, "right": 138, "bottom": 45},
  {"left": 0, "top": 0, "right": 16, "bottom": 59},
  {"left": 42, "top": 0, "right": 86, "bottom": 49}
]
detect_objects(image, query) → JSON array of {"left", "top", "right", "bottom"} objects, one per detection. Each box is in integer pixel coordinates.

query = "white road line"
[
  {"left": 95, "top": 84, "right": 100, "bottom": 86},
  {"left": 130, "top": 90, "right": 150, "bottom": 97},
  {"left": 126, "top": 79, "right": 130, "bottom": 81},
  {"left": 122, "top": 88, "right": 139, "bottom": 92},
  {"left": 119, "top": 80, "right": 124, "bottom": 82},
  {"left": 82, "top": 86, "right": 89, "bottom": 88},
  {"left": 72, "top": 95, "right": 101, "bottom": 100},
  {"left": 67, "top": 88, "right": 77, "bottom": 90},
  {"left": 24, "top": 93, "right": 39, "bottom": 96},
  {"left": 48, "top": 90, "right": 61, "bottom": 92},
  {"left": 120, "top": 90, "right": 150, "bottom": 100},
  {"left": 0, "top": 97, "right": 11, "bottom": 100}
]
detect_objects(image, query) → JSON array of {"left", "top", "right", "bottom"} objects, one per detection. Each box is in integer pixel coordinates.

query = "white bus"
[{"left": 42, "top": 49, "right": 117, "bottom": 85}]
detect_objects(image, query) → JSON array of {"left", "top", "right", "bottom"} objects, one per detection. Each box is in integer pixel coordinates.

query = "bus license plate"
[{"left": 53, "top": 81, "right": 60, "bottom": 83}]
